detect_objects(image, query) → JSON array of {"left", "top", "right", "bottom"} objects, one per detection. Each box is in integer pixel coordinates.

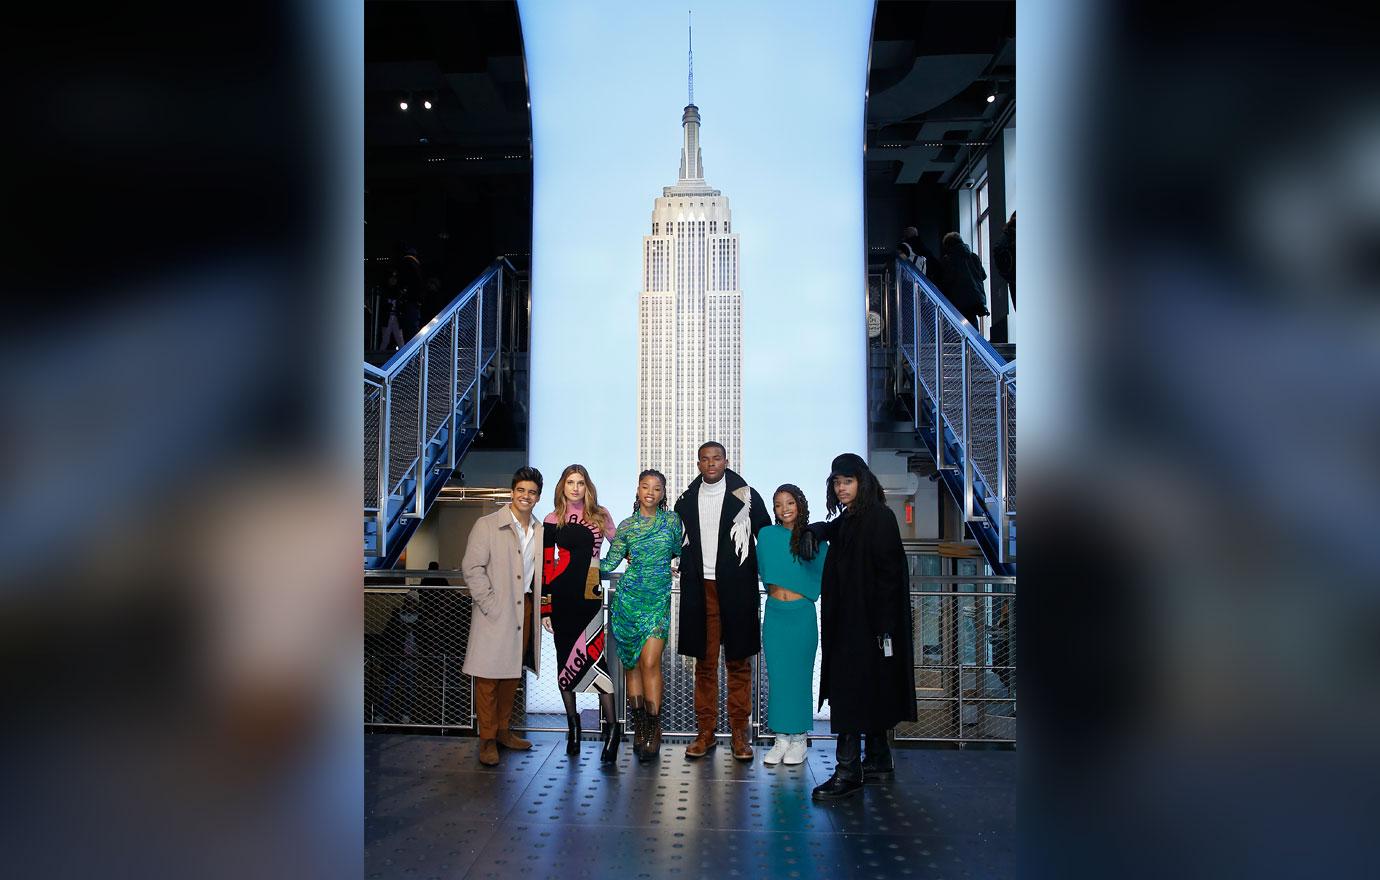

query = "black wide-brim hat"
[{"left": 829, "top": 453, "right": 869, "bottom": 478}]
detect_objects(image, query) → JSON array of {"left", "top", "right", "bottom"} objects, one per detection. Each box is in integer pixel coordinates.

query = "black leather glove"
[{"left": 797, "top": 529, "right": 819, "bottom": 562}]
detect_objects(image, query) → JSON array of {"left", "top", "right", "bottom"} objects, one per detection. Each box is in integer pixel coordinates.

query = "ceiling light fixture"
[{"left": 423, "top": 99, "right": 432, "bottom": 110}]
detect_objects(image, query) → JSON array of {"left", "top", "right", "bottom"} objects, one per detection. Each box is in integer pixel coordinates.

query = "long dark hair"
[
  {"left": 772, "top": 484, "right": 811, "bottom": 560},
  {"left": 824, "top": 468, "right": 885, "bottom": 519},
  {"left": 632, "top": 469, "right": 668, "bottom": 513}
]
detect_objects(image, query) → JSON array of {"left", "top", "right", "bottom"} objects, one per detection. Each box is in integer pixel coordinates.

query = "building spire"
[
  {"left": 688, "top": 11, "right": 694, "bottom": 106},
  {"left": 674, "top": 9, "right": 708, "bottom": 187}
]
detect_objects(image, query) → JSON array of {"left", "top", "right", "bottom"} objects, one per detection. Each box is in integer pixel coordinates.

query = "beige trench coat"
[{"left": 461, "top": 506, "right": 543, "bottom": 679}]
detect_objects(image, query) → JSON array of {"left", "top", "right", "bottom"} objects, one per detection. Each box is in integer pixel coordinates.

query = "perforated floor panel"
[{"left": 366, "top": 733, "right": 1013, "bottom": 879}]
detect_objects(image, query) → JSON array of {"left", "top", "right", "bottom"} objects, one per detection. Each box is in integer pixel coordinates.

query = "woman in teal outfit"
[
  {"left": 758, "top": 484, "right": 827, "bottom": 766},
  {"left": 600, "top": 468, "right": 682, "bottom": 762}
]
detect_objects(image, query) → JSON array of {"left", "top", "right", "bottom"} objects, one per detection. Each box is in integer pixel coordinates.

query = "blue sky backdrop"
[{"left": 523, "top": 0, "right": 871, "bottom": 522}]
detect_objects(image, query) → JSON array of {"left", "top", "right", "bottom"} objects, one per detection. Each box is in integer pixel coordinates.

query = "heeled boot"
[
  {"left": 565, "top": 709, "right": 581, "bottom": 756},
  {"left": 600, "top": 703, "right": 622, "bottom": 765},
  {"left": 641, "top": 704, "right": 662, "bottom": 762}
]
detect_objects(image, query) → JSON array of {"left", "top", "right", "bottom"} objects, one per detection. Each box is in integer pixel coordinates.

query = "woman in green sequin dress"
[{"left": 600, "top": 468, "right": 682, "bottom": 761}]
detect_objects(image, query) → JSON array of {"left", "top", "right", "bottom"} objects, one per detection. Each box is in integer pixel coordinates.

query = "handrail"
[
  {"left": 896, "top": 258, "right": 1008, "bottom": 372},
  {"left": 377, "top": 259, "right": 509, "bottom": 380}
]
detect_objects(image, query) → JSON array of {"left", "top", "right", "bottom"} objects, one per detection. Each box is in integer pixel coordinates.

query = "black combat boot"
[{"left": 811, "top": 733, "right": 863, "bottom": 801}]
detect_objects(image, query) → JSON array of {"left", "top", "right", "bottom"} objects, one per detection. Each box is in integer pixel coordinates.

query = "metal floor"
[{"left": 366, "top": 732, "right": 1014, "bottom": 879}]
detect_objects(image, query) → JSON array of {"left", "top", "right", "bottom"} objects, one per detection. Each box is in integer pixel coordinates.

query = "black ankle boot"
[
  {"left": 628, "top": 702, "right": 646, "bottom": 760},
  {"left": 600, "top": 716, "right": 622, "bottom": 764},
  {"left": 643, "top": 710, "right": 661, "bottom": 761},
  {"left": 862, "top": 730, "right": 894, "bottom": 783},
  {"left": 812, "top": 733, "right": 864, "bottom": 801},
  {"left": 565, "top": 712, "right": 581, "bottom": 756}
]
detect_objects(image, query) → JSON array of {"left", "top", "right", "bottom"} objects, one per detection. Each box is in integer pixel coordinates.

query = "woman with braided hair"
[
  {"left": 600, "top": 469, "right": 682, "bottom": 762},
  {"left": 758, "top": 484, "right": 828, "bottom": 766}
]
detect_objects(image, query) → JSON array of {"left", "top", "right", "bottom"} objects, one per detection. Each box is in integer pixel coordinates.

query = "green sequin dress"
[{"left": 600, "top": 507, "right": 683, "bottom": 668}]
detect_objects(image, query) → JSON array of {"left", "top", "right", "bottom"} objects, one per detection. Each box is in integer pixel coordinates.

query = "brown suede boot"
[
  {"left": 496, "top": 730, "right": 532, "bottom": 750},
  {"left": 478, "top": 739, "right": 499, "bottom": 766},
  {"left": 685, "top": 729, "right": 718, "bottom": 759},
  {"left": 731, "top": 727, "right": 754, "bottom": 762}
]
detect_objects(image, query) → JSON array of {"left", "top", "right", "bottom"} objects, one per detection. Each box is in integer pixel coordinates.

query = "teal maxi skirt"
[{"left": 762, "top": 596, "right": 819, "bottom": 734}]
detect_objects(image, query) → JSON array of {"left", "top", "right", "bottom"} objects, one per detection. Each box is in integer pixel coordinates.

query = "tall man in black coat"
[{"left": 674, "top": 442, "right": 771, "bottom": 761}]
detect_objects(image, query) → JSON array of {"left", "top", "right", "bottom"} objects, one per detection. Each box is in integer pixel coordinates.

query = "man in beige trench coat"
[{"left": 462, "top": 466, "right": 545, "bottom": 766}]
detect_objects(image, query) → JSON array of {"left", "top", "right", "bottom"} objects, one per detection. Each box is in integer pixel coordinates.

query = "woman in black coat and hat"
[{"left": 807, "top": 453, "right": 917, "bottom": 801}]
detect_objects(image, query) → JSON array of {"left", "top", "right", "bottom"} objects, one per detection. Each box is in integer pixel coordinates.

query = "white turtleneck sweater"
[{"left": 698, "top": 477, "right": 727, "bottom": 580}]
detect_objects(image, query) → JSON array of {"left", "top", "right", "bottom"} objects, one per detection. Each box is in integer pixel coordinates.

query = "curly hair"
[
  {"left": 632, "top": 469, "right": 669, "bottom": 513},
  {"left": 772, "top": 484, "right": 811, "bottom": 560},
  {"left": 824, "top": 466, "right": 885, "bottom": 518}
]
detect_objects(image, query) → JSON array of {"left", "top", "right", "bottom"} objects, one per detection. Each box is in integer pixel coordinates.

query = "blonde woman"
[{"left": 541, "top": 465, "right": 619, "bottom": 762}]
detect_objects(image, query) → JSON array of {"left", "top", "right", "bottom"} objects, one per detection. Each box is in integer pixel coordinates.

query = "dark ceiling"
[
  {"left": 864, "top": 1, "right": 1015, "bottom": 261},
  {"left": 867, "top": 1, "right": 1015, "bottom": 188},
  {"left": 364, "top": 0, "right": 1015, "bottom": 284},
  {"left": 364, "top": 0, "right": 532, "bottom": 291}
]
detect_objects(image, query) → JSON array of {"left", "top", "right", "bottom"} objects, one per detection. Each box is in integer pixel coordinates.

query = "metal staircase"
[
  {"left": 893, "top": 258, "right": 1016, "bottom": 574},
  {"left": 364, "top": 259, "right": 518, "bottom": 568}
]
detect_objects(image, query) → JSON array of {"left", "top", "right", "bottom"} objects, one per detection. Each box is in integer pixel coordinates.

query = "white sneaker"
[
  {"left": 763, "top": 736, "right": 788, "bottom": 765},
  {"left": 783, "top": 734, "right": 808, "bottom": 765}
]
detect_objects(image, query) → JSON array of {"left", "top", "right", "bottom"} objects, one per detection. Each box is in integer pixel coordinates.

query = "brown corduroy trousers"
[{"left": 694, "top": 579, "right": 752, "bottom": 733}]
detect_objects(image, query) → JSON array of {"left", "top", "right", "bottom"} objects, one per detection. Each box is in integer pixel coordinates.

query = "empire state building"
[{"left": 637, "top": 33, "right": 742, "bottom": 499}]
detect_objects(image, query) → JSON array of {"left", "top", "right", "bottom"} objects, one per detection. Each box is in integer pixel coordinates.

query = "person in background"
[
  {"left": 992, "top": 211, "right": 1015, "bottom": 308},
  {"left": 377, "top": 589, "right": 420, "bottom": 723},
  {"left": 897, "top": 226, "right": 933, "bottom": 276},
  {"left": 395, "top": 242, "right": 425, "bottom": 339},
  {"left": 938, "top": 231, "right": 991, "bottom": 332}
]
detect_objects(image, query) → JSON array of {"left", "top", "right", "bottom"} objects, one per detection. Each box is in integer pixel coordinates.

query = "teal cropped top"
[{"left": 756, "top": 524, "right": 827, "bottom": 601}]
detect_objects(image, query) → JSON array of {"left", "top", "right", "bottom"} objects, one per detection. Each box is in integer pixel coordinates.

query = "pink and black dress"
[{"left": 541, "top": 503, "right": 617, "bottom": 694}]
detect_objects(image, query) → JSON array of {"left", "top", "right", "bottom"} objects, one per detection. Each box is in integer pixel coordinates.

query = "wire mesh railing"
[{"left": 366, "top": 548, "right": 1013, "bottom": 745}]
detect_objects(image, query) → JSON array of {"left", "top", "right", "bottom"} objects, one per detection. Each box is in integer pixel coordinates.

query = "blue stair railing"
[
  {"left": 894, "top": 258, "right": 1016, "bottom": 573},
  {"left": 364, "top": 259, "right": 515, "bottom": 568}
]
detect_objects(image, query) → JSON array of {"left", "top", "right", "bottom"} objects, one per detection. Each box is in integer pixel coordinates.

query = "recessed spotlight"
[
  {"left": 400, "top": 100, "right": 408, "bottom": 111},
  {"left": 986, "top": 92, "right": 996, "bottom": 103},
  {"left": 423, "top": 100, "right": 432, "bottom": 110}
]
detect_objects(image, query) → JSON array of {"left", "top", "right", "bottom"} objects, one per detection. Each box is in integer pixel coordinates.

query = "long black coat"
[
  {"left": 817, "top": 503, "right": 918, "bottom": 733},
  {"left": 674, "top": 468, "right": 771, "bottom": 661},
  {"left": 938, "top": 248, "right": 989, "bottom": 325}
]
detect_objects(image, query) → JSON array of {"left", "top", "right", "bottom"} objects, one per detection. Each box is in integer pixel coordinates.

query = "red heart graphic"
[{"left": 543, "top": 545, "right": 571, "bottom": 584}]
